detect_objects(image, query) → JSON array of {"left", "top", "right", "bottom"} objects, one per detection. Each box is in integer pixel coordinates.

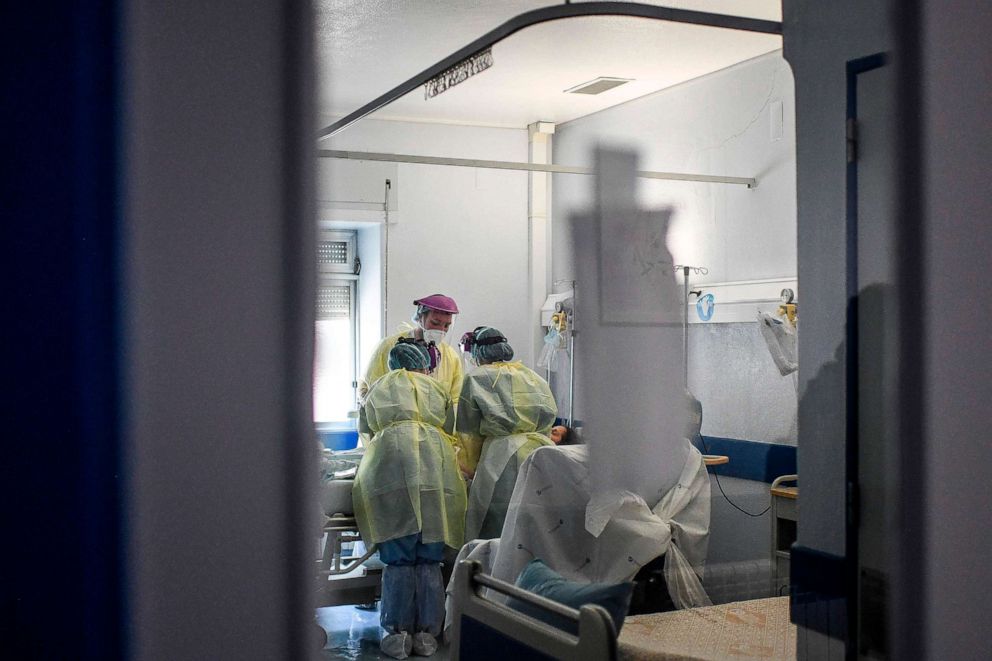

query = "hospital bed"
[
  {"left": 315, "top": 449, "right": 383, "bottom": 608},
  {"left": 448, "top": 559, "right": 796, "bottom": 661},
  {"left": 448, "top": 559, "right": 617, "bottom": 660}
]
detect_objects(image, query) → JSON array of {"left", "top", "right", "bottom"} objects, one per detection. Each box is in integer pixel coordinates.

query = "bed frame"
[
  {"left": 314, "top": 514, "right": 381, "bottom": 607},
  {"left": 448, "top": 559, "right": 617, "bottom": 660}
]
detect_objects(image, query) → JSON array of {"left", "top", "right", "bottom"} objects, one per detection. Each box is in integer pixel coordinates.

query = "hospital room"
[
  {"left": 13, "top": 0, "right": 992, "bottom": 660},
  {"left": 313, "top": 2, "right": 804, "bottom": 659}
]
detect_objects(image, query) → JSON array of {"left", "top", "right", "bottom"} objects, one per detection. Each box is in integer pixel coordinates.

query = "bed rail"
[{"left": 449, "top": 560, "right": 617, "bottom": 660}]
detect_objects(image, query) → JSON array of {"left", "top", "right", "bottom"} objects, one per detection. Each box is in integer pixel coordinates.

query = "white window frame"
[
  {"left": 317, "top": 229, "right": 357, "bottom": 275},
  {"left": 314, "top": 228, "right": 360, "bottom": 422}
]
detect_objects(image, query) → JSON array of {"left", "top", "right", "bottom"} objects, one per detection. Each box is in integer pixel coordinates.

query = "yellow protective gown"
[
  {"left": 359, "top": 325, "right": 474, "bottom": 469},
  {"left": 359, "top": 325, "right": 463, "bottom": 407},
  {"left": 458, "top": 361, "right": 557, "bottom": 540},
  {"left": 352, "top": 369, "right": 467, "bottom": 549}
]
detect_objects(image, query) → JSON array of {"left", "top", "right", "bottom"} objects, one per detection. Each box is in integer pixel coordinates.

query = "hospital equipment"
[
  {"left": 448, "top": 559, "right": 618, "bottom": 660},
  {"left": 450, "top": 559, "right": 796, "bottom": 661},
  {"left": 770, "top": 475, "right": 798, "bottom": 597},
  {"left": 536, "top": 321, "right": 566, "bottom": 374},
  {"left": 315, "top": 448, "right": 383, "bottom": 608},
  {"left": 316, "top": 514, "right": 382, "bottom": 608},
  {"left": 561, "top": 282, "right": 577, "bottom": 426},
  {"left": 541, "top": 280, "right": 577, "bottom": 425},
  {"left": 675, "top": 264, "right": 709, "bottom": 392},
  {"left": 758, "top": 310, "right": 798, "bottom": 376}
]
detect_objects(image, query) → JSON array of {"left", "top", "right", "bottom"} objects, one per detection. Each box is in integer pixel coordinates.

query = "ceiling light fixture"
[
  {"left": 564, "top": 77, "right": 633, "bottom": 95},
  {"left": 424, "top": 47, "right": 493, "bottom": 99}
]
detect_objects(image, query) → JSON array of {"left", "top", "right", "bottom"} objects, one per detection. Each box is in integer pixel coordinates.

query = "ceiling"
[{"left": 317, "top": 1, "right": 782, "bottom": 132}]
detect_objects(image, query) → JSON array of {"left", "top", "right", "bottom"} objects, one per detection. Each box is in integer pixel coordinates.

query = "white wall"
[
  {"left": 552, "top": 51, "right": 798, "bottom": 443},
  {"left": 321, "top": 119, "right": 538, "bottom": 368}
]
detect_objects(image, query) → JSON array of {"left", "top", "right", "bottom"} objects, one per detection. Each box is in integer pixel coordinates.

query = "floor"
[{"left": 316, "top": 604, "right": 451, "bottom": 660}]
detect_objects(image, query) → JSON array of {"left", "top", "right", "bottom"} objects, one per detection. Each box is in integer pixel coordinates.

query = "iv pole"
[
  {"left": 676, "top": 265, "right": 707, "bottom": 392},
  {"left": 568, "top": 282, "right": 576, "bottom": 425},
  {"left": 549, "top": 279, "right": 577, "bottom": 425}
]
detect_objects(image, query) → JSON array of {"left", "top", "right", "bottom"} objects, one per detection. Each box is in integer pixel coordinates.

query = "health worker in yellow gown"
[
  {"left": 457, "top": 326, "right": 558, "bottom": 541},
  {"left": 353, "top": 339, "right": 467, "bottom": 659},
  {"left": 358, "top": 294, "right": 463, "bottom": 407}
]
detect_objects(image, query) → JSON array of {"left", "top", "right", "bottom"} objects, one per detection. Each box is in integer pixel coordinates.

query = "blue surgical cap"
[
  {"left": 388, "top": 341, "right": 431, "bottom": 371},
  {"left": 472, "top": 326, "right": 514, "bottom": 365}
]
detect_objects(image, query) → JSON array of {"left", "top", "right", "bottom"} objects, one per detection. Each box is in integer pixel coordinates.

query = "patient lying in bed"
[
  {"left": 447, "top": 438, "right": 712, "bottom": 630},
  {"left": 494, "top": 441, "right": 710, "bottom": 604}
]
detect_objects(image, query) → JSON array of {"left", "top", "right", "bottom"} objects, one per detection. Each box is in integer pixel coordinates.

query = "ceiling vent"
[{"left": 564, "top": 77, "right": 632, "bottom": 95}]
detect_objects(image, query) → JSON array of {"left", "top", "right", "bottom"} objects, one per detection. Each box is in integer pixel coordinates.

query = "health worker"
[
  {"left": 358, "top": 294, "right": 463, "bottom": 407},
  {"left": 458, "top": 326, "right": 557, "bottom": 540},
  {"left": 353, "top": 339, "right": 467, "bottom": 659}
]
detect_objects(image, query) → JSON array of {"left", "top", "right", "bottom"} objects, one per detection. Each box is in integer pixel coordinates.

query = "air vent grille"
[{"left": 565, "top": 77, "right": 632, "bottom": 95}]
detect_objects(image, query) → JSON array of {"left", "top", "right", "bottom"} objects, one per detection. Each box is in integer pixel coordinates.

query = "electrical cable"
[{"left": 700, "top": 436, "right": 771, "bottom": 517}]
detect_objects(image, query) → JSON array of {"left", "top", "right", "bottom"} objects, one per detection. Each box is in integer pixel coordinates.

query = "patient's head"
[{"left": 549, "top": 425, "right": 576, "bottom": 445}]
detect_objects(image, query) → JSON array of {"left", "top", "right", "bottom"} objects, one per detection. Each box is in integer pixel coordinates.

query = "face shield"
[
  {"left": 411, "top": 295, "right": 459, "bottom": 347},
  {"left": 413, "top": 307, "right": 457, "bottom": 348},
  {"left": 459, "top": 327, "right": 509, "bottom": 367}
]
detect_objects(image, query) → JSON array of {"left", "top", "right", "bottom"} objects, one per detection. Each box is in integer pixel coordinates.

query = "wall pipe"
[{"left": 319, "top": 149, "right": 756, "bottom": 188}]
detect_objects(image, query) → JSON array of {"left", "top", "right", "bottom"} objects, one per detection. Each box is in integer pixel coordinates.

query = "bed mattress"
[
  {"left": 618, "top": 596, "right": 796, "bottom": 661},
  {"left": 319, "top": 449, "right": 362, "bottom": 516},
  {"left": 320, "top": 479, "right": 355, "bottom": 516}
]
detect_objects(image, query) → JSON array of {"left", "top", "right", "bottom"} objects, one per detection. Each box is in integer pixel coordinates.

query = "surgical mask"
[{"left": 422, "top": 328, "right": 446, "bottom": 345}]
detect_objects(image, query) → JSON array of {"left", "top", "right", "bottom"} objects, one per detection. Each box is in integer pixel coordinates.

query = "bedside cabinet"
[{"left": 770, "top": 474, "right": 798, "bottom": 596}]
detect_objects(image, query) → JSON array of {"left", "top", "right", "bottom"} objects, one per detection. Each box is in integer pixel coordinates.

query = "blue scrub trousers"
[{"left": 378, "top": 533, "right": 446, "bottom": 636}]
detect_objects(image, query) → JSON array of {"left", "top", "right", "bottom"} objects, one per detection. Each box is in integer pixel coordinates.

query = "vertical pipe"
[
  {"left": 682, "top": 266, "right": 690, "bottom": 393},
  {"left": 568, "top": 284, "right": 576, "bottom": 424}
]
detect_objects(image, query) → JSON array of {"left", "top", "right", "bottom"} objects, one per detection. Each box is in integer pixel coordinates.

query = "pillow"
[{"left": 507, "top": 559, "right": 633, "bottom": 636}]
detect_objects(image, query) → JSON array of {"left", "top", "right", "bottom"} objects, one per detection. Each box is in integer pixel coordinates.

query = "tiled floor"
[{"left": 316, "top": 605, "right": 450, "bottom": 660}]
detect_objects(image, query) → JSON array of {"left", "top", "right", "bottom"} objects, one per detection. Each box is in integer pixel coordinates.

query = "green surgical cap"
[
  {"left": 388, "top": 341, "right": 431, "bottom": 371},
  {"left": 472, "top": 326, "right": 514, "bottom": 365}
]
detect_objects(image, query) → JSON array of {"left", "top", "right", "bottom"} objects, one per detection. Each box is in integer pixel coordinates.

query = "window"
[{"left": 313, "top": 229, "right": 358, "bottom": 423}]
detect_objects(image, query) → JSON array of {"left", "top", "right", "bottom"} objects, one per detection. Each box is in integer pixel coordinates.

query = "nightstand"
[{"left": 770, "top": 474, "right": 798, "bottom": 596}]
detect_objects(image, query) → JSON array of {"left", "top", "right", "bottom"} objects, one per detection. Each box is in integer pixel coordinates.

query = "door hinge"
[{"left": 846, "top": 118, "right": 858, "bottom": 164}]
